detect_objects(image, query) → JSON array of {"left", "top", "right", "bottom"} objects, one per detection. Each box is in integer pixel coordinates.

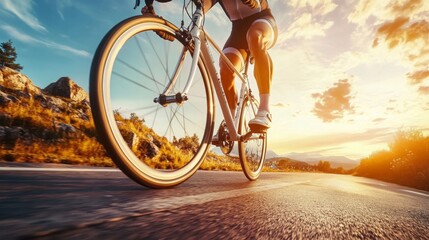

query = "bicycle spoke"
[
  {"left": 163, "top": 105, "right": 182, "bottom": 137},
  {"left": 172, "top": 108, "right": 189, "bottom": 137},
  {"left": 115, "top": 105, "right": 158, "bottom": 117},
  {"left": 174, "top": 108, "right": 205, "bottom": 132},
  {"left": 117, "top": 58, "right": 164, "bottom": 89},
  {"left": 186, "top": 101, "right": 208, "bottom": 117},
  {"left": 146, "top": 32, "right": 168, "bottom": 79},
  {"left": 149, "top": 105, "right": 160, "bottom": 130},
  {"left": 112, "top": 71, "right": 157, "bottom": 94},
  {"left": 164, "top": 40, "right": 171, "bottom": 79},
  {"left": 187, "top": 93, "right": 206, "bottom": 99},
  {"left": 135, "top": 36, "right": 164, "bottom": 93}
]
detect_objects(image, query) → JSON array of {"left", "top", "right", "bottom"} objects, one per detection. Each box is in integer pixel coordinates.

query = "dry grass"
[{"left": 200, "top": 152, "right": 242, "bottom": 171}]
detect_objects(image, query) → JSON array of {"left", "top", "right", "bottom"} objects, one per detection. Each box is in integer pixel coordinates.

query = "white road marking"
[
  {"left": 375, "top": 182, "right": 387, "bottom": 186},
  {"left": 113, "top": 180, "right": 311, "bottom": 213},
  {"left": 401, "top": 189, "right": 429, "bottom": 197},
  {"left": 0, "top": 167, "right": 120, "bottom": 172}
]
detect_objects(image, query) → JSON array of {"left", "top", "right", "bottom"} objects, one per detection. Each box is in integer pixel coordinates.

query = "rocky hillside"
[{"left": 0, "top": 66, "right": 111, "bottom": 166}]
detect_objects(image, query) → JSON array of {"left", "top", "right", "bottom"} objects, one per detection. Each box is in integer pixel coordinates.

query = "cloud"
[
  {"left": 373, "top": 17, "right": 429, "bottom": 50},
  {"left": 272, "top": 102, "right": 288, "bottom": 108},
  {"left": 288, "top": 0, "right": 337, "bottom": 16},
  {"left": 311, "top": 79, "right": 355, "bottom": 122},
  {"left": 280, "top": 0, "right": 337, "bottom": 43},
  {"left": 55, "top": 0, "right": 96, "bottom": 20},
  {"left": 349, "top": 0, "right": 428, "bottom": 25},
  {"left": 205, "top": 4, "right": 229, "bottom": 27},
  {"left": 408, "top": 70, "right": 429, "bottom": 85},
  {"left": 418, "top": 86, "right": 429, "bottom": 95},
  {"left": 57, "top": 10, "right": 65, "bottom": 21},
  {"left": 372, "top": 17, "right": 410, "bottom": 49},
  {"left": 373, "top": 17, "right": 429, "bottom": 85},
  {"left": 348, "top": 1, "right": 384, "bottom": 25},
  {"left": 0, "top": 25, "right": 91, "bottom": 58},
  {"left": 372, "top": 118, "right": 386, "bottom": 123},
  {"left": 284, "top": 13, "right": 334, "bottom": 40},
  {"left": 272, "top": 127, "right": 395, "bottom": 156},
  {"left": 350, "top": 0, "right": 429, "bottom": 89},
  {"left": 0, "top": 0, "right": 47, "bottom": 32},
  {"left": 390, "top": 0, "right": 425, "bottom": 16}
]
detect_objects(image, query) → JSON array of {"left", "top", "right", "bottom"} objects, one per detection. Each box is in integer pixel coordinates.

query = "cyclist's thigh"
[
  {"left": 247, "top": 18, "right": 277, "bottom": 50},
  {"left": 220, "top": 47, "right": 248, "bottom": 73}
]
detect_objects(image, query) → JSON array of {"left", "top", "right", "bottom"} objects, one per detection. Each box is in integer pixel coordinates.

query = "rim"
[
  {"left": 240, "top": 96, "right": 266, "bottom": 178},
  {"left": 100, "top": 21, "right": 212, "bottom": 181}
]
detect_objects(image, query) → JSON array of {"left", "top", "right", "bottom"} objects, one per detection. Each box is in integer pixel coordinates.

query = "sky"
[{"left": 0, "top": 0, "right": 428, "bottom": 160}]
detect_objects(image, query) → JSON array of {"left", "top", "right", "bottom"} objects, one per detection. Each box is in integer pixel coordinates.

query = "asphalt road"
[{"left": 1, "top": 162, "right": 428, "bottom": 239}]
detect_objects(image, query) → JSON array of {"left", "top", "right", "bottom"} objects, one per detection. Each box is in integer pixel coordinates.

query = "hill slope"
[{"left": 0, "top": 66, "right": 111, "bottom": 166}]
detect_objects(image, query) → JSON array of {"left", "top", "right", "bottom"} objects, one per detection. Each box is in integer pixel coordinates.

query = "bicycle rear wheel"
[
  {"left": 90, "top": 16, "right": 214, "bottom": 188},
  {"left": 238, "top": 95, "right": 267, "bottom": 180}
]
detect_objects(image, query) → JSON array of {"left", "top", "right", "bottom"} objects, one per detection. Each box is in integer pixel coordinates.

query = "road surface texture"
[{"left": 1, "top": 162, "right": 428, "bottom": 239}]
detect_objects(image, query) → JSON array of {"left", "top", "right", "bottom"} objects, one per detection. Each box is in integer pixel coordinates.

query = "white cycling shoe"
[{"left": 248, "top": 110, "right": 272, "bottom": 133}]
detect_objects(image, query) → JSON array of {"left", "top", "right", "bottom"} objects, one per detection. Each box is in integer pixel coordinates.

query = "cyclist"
[
  {"left": 216, "top": 0, "right": 277, "bottom": 132},
  {"left": 142, "top": 0, "right": 277, "bottom": 132}
]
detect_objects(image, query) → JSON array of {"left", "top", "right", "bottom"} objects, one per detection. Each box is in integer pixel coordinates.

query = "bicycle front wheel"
[
  {"left": 90, "top": 16, "right": 214, "bottom": 188},
  {"left": 238, "top": 95, "right": 267, "bottom": 180}
]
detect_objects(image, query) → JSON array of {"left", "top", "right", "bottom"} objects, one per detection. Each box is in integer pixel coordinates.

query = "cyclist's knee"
[
  {"left": 220, "top": 48, "right": 244, "bottom": 73},
  {"left": 248, "top": 31, "right": 266, "bottom": 55}
]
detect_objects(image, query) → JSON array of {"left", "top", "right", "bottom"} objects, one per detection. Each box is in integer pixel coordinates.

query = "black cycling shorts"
[{"left": 223, "top": 9, "right": 278, "bottom": 51}]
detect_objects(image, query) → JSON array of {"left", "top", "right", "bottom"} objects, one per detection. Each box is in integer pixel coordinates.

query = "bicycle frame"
[
  {"left": 200, "top": 32, "right": 253, "bottom": 142},
  {"left": 168, "top": 0, "right": 257, "bottom": 142}
]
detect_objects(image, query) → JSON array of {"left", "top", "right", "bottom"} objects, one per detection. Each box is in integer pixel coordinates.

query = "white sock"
[{"left": 259, "top": 94, "right": 270, "bottom": 113}]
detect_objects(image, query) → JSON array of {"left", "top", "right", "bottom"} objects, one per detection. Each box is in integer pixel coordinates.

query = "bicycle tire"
[
  {"left": 238, "top": 95, "right": 267, "bottom": 180},
  {"left": 90, "top": 15, "right": 214, "bottom": 188}
]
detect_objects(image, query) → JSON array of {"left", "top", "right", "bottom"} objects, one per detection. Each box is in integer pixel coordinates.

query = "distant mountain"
[
  {"left": 265, "top": 149, "right": 279, "bottom": 159},
  {"left": 281, "top": 152, "right": 359, "bottom": 170},
  {"left": 210, "top": 143, "right": 359, "bottom": 170}
]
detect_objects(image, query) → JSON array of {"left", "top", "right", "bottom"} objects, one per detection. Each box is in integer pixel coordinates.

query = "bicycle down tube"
[{"left": 199, "top": 31, "right": 242, "bottom": 142}]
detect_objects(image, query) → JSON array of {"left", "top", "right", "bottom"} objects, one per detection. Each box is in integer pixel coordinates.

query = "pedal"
[
  {"left": 240, "top": 131, "right": 254, "bottom": 142},
  {"left": 248, "top": 123, "right": 268, "bottom": 134}
]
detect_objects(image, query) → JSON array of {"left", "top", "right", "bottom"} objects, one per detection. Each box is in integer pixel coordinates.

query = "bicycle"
[{"left": 90, "top": 0, "right": 268, "bottom": 188}]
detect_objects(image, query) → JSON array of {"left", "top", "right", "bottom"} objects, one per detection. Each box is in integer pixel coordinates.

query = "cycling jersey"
[
  {"left": 217, "top": 0, "right": 268, "bottom": 21},
  {"left": 217, "top": 0, "right": 269, "bottom": 21}
]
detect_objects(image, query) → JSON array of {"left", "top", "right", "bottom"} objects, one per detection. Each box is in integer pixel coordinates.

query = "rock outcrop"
[
  {"left": 43, "top": 77, "right": 88, "bottom": 102},
  {"left": 0, "top": 66, "right": 41, "bottom": 94},
  {"left": 0, "top": 67, "right": 92, "bottom": 141}
]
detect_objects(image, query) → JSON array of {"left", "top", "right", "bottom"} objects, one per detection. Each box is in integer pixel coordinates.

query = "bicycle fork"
[{"left": 154, "top": 1, "right": 205, "bottom": 106}]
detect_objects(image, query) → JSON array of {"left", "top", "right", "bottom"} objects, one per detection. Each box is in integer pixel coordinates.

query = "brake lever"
[{"left": 134, "top": 0, "right": 141, "bottom": 9}]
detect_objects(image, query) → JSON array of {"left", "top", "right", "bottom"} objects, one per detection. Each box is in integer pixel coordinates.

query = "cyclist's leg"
[
  {"left": 219, "top": 47, "right": 248, "bottom": 117},
  {"left": 246, "top": 18, "right": 277, "bottom": 114}
]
